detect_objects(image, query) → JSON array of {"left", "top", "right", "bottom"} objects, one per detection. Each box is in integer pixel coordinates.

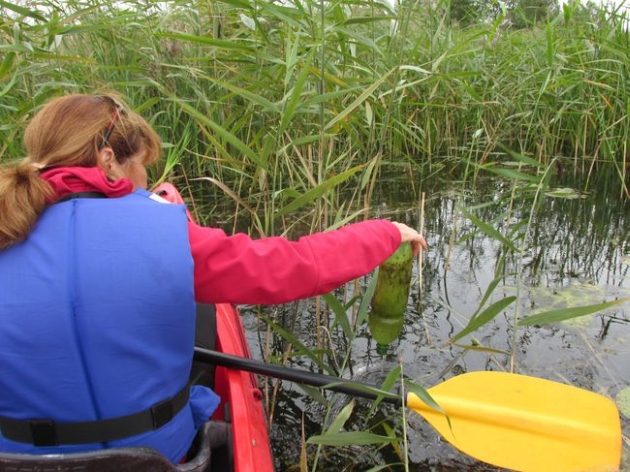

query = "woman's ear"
[
  {"left": 96, "top": 147, "right": 124, "bottom": 179},
  {"left": 96, "top": 147, "right": 115, "bottom": 171}
]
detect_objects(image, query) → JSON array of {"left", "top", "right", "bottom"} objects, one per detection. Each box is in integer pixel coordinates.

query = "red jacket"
[{"left": 41, "top": 167, "right": 401, "bottom": 304}]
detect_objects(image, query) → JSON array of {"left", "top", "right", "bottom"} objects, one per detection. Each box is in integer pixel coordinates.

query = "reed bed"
[{"left": 1, "top": 0, "right": 628, "bottom": 233}]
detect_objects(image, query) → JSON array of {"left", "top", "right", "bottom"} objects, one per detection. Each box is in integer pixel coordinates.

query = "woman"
[{"left": 0, "top": 93, "right": 427, "bottom": 463}]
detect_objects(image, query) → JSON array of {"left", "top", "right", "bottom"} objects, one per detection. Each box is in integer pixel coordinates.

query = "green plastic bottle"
[{"left": 368, "top": 242, "right": 413, "bottom": 354}]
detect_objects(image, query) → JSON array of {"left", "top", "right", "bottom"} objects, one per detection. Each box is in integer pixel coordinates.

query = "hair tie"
[{"left": 24, "top": 160, "right": 47, "bottom": 171}]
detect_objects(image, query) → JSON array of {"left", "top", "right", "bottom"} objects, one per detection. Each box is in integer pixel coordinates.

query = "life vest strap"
[
  {"left": 0, "top": 384, "right": 190, "bottom": 447},
  {"left": 56, "top": 192, "right": 107, "bottom": 203}
]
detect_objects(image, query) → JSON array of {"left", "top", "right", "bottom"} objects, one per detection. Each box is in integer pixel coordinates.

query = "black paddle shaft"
[{"left": 193, "top": 347, "right": 403, "bottom": 406}]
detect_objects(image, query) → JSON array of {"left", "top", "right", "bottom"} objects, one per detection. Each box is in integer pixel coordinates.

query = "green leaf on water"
[
  {"left": 326, "top": 400, "right": 355, "bottom": 434},
  {"left": 496, "top": 144, "right": 544, "bottom": 168},
  {"left": 518, "top": 298, "right": 630, "bottom": 326},
  {"left": 263, "top": 318, "right": 329, "bottom": 373},
  {"left": 473, "top": 257, "right": 505, "bottom": 319},
  {"left": 404, "top": 380, "right": 444, "bottom": 415},
  {"left": 322, "top": 381, "right": 398, "bottom": 400},
  {"left": 297, "top": 384, "right": 328, "bottom": 406},
  {"left": 461, "top": 209, "right": 517, "bottom": 251},
  {"left": 368, "top": 365, "right": 402, "bottom": 415},
  {"left": 616, "top": 387, "right": 630, "bottom": 418},
  {"left": 450, "top": 296, "right": 517, "bottom": 343},
  {"left": 482, "top": 166, "right": 541, "bottom": 183},
  {"left": 453, "top": 343, "right": 511, "bottom": 355},
  {"left": 364, "top": 465, "right": 403, "bottom": 472},
  {"left": 545, "top": 187, "right": 585, "bottom": 199},
  {"left": 307, "top": 431, "right": 394, "bottom": 446},
  {"left": 356, "top": 266, "right": 379, "bottom": 328},
  {"left": 323, "top": 293, "right": 354, "bottom": 341}
]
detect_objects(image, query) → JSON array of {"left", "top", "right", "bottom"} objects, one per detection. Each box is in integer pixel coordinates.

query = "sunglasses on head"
[{"left": 98, "top": 95, "right": 127, "bottom": 150}]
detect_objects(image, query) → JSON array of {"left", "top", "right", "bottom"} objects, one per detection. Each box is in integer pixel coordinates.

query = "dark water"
[{"left": 236, "top": 181, "right": 629, "bottom": 471}]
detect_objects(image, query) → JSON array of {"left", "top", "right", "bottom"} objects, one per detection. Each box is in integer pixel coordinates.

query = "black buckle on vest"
[
  {"left": 30, "top": 420, "right": 57, "bottom": 447},
  {"left": 151, "top": 399, "right": 173, "bottom": 429}
]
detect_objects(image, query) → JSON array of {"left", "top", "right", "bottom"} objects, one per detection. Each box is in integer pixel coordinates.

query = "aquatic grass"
[
  {"left": 449, "top": 296, "right": 518, "bottom": 343},
  {"left": 447, "top": 145, "right": 627, "bottom": 368},
  {"left": 518, "top": 297, "right": 630, "bottom": 326},
  {"left": 3, "top": 0, "right": 628, "bottom": 208}
]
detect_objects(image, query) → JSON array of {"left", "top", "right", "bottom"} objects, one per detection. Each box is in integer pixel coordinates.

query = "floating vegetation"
[
  {"left": 544, "top": 188, "right": 588, "bottom": 200},
  {"left": 617, "top": 387, "right": 630, "bottom": 419},
  {"left": 529, "top": 284, "right": 608, "bottom": 328}
]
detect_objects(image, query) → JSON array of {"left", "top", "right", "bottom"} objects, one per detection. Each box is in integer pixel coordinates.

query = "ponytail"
[
  {"left": 0, "top": 92, "right": 161, "bottom": 249},
  {"left": 0, "top": 160, "right": 53, "bottom": 249}
]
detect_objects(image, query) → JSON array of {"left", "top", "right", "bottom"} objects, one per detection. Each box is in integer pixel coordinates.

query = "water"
[{"left": 236, "top": 181, "right": 629, "bottom": 470}]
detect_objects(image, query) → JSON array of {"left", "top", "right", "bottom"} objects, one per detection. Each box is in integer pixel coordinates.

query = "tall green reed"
[{"left": 2, "top": 0, "right": 627, "bottom": 221}]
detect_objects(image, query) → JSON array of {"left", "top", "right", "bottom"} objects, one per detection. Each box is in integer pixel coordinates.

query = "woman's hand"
[{"left": 391, "top": 222, "right": 427, "bottom": 256}]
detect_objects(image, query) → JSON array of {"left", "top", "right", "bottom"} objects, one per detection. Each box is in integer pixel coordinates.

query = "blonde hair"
[{"left": 0, "top": 93, "right": 161, "bottom": 249}]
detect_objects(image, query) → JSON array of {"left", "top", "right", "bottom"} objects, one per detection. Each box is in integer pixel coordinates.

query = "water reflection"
[{"left": 240, "top": 182, "right": 629, "bottom": 470}]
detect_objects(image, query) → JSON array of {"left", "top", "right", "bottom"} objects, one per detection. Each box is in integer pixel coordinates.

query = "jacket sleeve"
[{"left": 188, "top": 219, "right": 401, "bottom": 305}]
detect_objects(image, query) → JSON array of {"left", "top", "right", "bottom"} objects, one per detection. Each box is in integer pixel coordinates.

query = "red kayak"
[{"left": 211, "top": 302, "right": 274, "bottom": 471}]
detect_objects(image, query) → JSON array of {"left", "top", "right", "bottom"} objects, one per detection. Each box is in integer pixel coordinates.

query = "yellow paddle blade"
[{"left": 406, "top": 371, "right": 621, "bottom": 472}]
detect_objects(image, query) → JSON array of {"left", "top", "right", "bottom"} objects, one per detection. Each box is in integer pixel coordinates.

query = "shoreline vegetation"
[{"left": 1, "top": 0, "right": 628, "bottom": 234}]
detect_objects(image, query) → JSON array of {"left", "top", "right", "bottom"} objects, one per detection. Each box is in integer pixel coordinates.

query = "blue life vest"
[{"left": 0, "top": 190, "right": 219, "bottom": 462}]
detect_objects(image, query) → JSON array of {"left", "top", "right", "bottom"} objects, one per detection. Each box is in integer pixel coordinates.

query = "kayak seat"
[{"left": 0, "top": 420, "right": 230, "bottom": 472}]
